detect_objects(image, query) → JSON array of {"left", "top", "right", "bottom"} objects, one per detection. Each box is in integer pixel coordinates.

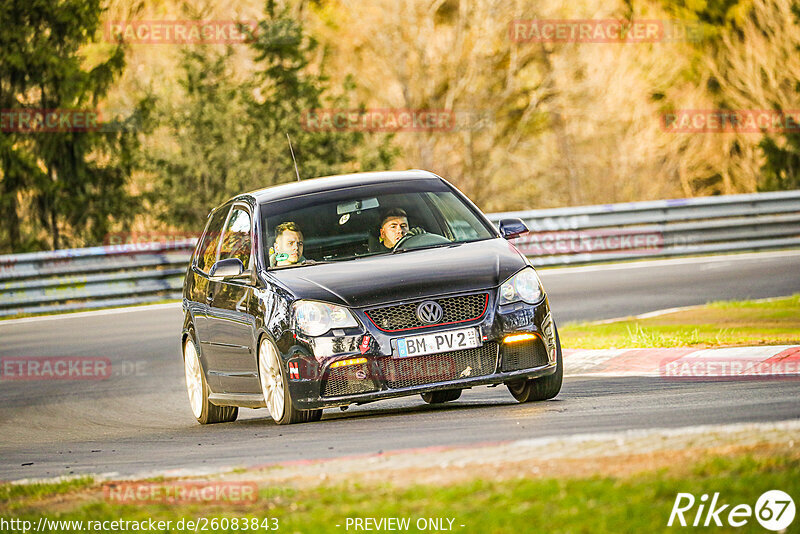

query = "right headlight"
[
  {"left": 292, "top": 300, "right": 358, "bottom": 337},
  {"left": 499, "top": 267, "right": 544, "bottom": 305}
]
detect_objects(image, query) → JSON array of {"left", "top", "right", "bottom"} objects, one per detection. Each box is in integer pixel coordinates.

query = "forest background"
[{"left": 1, "top": 0, "right": 798, "bottom": 253}]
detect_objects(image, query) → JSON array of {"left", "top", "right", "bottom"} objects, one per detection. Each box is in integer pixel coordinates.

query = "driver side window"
[
  {"left": 219, "top": 207, "right": 252, "bottom": 270},
  {"left": 196, "top": 206, "right": 230, "bottom": 274}
]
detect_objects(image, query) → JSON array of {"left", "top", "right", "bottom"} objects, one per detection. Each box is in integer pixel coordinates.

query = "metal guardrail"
[
  {"left": 487, "top": 189, "right": 800, "bottom": 266},
  {"left": 0, "top": 242, "right": 195, "bottom": 317},
  {"left": 1, "top": 190, "right": 798, "bottom": 317}
]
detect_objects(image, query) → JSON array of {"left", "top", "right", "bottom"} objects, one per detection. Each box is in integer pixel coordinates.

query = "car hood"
[{"left": 267, "top": 238, "right": 528, "bottom": 308}]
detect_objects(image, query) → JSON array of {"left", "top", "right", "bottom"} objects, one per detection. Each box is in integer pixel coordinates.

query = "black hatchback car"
[{"left": 181, "top": 170, "right": 562, "bottom": 424}]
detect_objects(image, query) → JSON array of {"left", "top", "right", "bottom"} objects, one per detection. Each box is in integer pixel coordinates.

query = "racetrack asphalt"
[{"left": 1, "top": 250, "right": 799, "bottom": 481}]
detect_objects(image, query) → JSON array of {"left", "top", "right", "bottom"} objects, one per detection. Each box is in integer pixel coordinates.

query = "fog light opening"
[{"left": 503, "top": 333, "right": 538, "bottom": 344}]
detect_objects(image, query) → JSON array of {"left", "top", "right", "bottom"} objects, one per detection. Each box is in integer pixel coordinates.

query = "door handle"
[
  {"left": 236, "top": 303, "right": 247, "bottom": 312},
  {"left": 206, "top": 293, "right": 214, "bottom": 303}
]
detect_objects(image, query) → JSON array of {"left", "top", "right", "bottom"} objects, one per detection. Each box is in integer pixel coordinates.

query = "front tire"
[
  {"left": 507, "top": 325, "right": 563, "bottom": 403},
  {"left": 183, "top": 335, "right": 238, "bottom": 424},
  {"left": 258, "top": 337, "right": 322, "bottom": 425},
  {"left": 421, "top": 389, "right": 462, "bottom": 404}
]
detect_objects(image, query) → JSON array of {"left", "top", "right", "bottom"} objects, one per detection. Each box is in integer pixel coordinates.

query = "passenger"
[{"left": 271, "top": 222, "right": 306, "bottom": 266}]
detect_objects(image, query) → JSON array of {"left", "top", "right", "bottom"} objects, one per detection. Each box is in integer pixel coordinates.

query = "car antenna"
[{"left": 286, "top": 132, "right": 301, "bottom": 182}]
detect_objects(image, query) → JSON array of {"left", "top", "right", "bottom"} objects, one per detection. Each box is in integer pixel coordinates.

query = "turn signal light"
[
  {"left": 330, "top": 357, "right": 368, "bottom": 369},
  {"left": 503, "top": 333, "right": 538, "bottom": 344}
]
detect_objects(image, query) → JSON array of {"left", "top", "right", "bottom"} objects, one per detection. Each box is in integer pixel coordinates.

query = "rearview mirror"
[
  {"left": 337, "top": 197, "right": 379, "bottom": 215},
  {"left": 498, "top": 218, "right": 529, "bottom": 240},
  {"left": 209, "top": 258, "right": 245, "bottom": 279}
]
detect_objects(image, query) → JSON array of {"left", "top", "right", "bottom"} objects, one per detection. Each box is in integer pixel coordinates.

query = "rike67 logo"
[{"left": 668, "top": 490, "right": 795, "bottom": 531}]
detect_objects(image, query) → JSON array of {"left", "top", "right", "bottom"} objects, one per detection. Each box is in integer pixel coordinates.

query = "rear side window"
[
  {"left": 219, "top": 207, "right": 252, "bottom": 269},
  {"left": 196, "top": 206, "right": 230, "bottom": 274}
]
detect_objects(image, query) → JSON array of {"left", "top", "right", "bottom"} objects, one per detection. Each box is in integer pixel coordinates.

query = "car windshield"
[{"left": 260, "top": 179, "right": 495, "bottom": 269}]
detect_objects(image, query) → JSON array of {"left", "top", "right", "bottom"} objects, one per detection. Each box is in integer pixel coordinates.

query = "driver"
[
  {"left": 378, "top": 208, "right": 410, "bottom": 250},
  {"left": 374, "top": 208, "right": 427, "bottom": 251},
  {"left": 271, "top": 221, "right": 306, "bottom": 266}
]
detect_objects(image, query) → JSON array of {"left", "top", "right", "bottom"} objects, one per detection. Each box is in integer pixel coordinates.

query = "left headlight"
[
  {"left": 292, "top": 300, "right": 359, "bottom": 337},
  {"left": 499, "top": 267, "right": 544, "bottom": 305}
]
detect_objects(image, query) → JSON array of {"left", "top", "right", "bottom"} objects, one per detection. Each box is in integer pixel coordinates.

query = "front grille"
[
  {"left": 365, "top": 293, "right": 488, "bottom": 332},
  {"left": 321, "top": 363, "right": 377, "bottom": 397},
  {"left": 377, "top": 342, "right": 498, "bottom": 388},
  {"left": 501, "top": 338, "right": 549, "bottom": 372}
]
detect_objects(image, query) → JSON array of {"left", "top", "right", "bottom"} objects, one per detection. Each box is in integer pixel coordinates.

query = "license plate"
[{"left": 395, "top": 328, "right": 479, "bottom": 358}]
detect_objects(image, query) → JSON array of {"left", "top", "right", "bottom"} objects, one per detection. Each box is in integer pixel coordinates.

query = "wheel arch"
[
  {"left": 181, "top": 320, "right": 213, "bottom": 394},
  {"left": 180, "top": 311, "right": 195, "bottom": 357}
]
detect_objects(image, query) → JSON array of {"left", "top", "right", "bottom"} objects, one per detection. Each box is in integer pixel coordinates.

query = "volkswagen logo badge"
[{"left": 416, "top": 301, "right": 443, "bottom": 324}]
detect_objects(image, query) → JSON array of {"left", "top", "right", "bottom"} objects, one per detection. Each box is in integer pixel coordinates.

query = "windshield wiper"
[
  {"left": 269, "top": 259, "right": 332, "bottom": 270},
  {"left": 327, "top": 252, "right": 386, "bottom": 261},
  {"left": 392, "top": 241, "right": 465, "bottom": 254}
]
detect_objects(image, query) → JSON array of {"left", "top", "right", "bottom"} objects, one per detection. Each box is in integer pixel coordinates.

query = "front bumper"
[
  {"left": 279, "top": 290, "right": 557, "bottom": 410},
  {"left": 306, "top": 362, "right": 558, "bottom": 408}
]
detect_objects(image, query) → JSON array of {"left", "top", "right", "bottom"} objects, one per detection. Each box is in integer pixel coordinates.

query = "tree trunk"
[
  {"left": 0, "top": 170, "right": 21, "bottom": 251},
  {"left": 48, "top": 166, "right": 59, "bottom": 250}
]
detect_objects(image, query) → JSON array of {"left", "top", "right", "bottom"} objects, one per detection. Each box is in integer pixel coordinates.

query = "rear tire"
[
  {"left": 507, "top": 325, "right": 563, "bottom": 403},
  {"left": 183, "top": 335, "right": 238, "bottom": 424},
  {"left": 258, "top": 337, "right": 322, "bottom": 425},
  {"left": 421, "top": 389, "right": 462, "bottom": 404}
]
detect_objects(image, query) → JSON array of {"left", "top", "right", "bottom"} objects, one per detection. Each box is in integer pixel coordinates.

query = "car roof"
[{"left": 233, "top": 170, "right": 443, "bottom": 205}]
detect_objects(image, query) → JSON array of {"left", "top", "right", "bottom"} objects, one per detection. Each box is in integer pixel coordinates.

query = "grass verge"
[
  {"left": 560, "top": 294, "right": 800, "bottom": 349},
  {"left": 0, "top": 447, "right": 796, "bottom": 533}
]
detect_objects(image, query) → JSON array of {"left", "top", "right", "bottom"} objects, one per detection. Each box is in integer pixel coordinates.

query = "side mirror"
[
  {"left": 209, "top": 258, "right": 245, "bottom": 279},
  {"left": 498, "top": 218, "right": 529, "bottom": 240}
]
